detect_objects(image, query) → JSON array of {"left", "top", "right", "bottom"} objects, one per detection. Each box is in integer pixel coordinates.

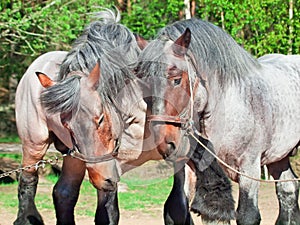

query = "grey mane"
[
  {"left": 137, "top": 18, "right": 261, "bottom": 90},
  {"left": 42, "top": 8, "right": 140, "bottom": 115}
]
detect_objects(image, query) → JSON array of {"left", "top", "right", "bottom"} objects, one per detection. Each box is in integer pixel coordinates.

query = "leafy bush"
[{"left": 0, "top": 0, "right": 299, "bottom": 99}]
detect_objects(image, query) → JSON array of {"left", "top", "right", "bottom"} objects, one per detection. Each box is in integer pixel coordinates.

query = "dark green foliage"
[
  {"left": 0, "top": 0, "right": 299, "bottom": 100},
  {"left": 121, "top": 0, "right": 184, "bottom": 39},
  {"left": 195, "top": 0, "right": 299, "bottom": 56}
]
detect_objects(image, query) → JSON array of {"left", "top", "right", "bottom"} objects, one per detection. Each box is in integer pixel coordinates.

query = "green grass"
[
  {"left": 0, "top": 173, "right": 173, "bottom": 216},
  {"left": 0, "top": 183, "right": 19, "bottom": 208},
  {"left": 118, "top": 176, "right": 173, "bottom": 211},
  {"left": 0, "top": 153, "right": 22, "bottom": 161},
  {"left": 0, "top": 134, "right": 20, "bottom": 143},
  {"left": 0, "top": 152, "right": 174, "bottom": 218}
]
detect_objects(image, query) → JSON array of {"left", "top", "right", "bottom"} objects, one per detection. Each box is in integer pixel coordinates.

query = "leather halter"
[
  {"left": 64, "top": 95, "right": 124, "bottom": 164},
  {"left": 147, "top": 55, "right": 199, "bottom": 130},
  {"left": 147, "top": 115, "right": 188, "bottom": 124},
  {"left": 64, "top": 135, "right": 120, "bottom": 163}
]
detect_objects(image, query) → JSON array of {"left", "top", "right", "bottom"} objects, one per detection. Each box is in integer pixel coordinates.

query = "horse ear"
[
  {"left": 36, "top": 72, "right": 56, "bottom": 88},
  {"left": 172, "top": 28, "right": 191, "bottom": 56},
  {"left": 87, "top": 62, "right": 101, "bottom": 90},
  {"left": 134, "top": 33, "right": 148, "bottom": 50}
]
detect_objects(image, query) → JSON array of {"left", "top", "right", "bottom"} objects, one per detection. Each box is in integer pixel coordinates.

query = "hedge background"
[{"left": 0, "top": 0, "right": 299, "bottom": 136}]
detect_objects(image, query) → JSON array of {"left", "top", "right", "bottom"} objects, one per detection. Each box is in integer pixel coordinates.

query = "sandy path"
[
  {"left": 0, "top": 182, "right": 283, "bottom": 225},
  {"left": 0, "top": 143, "right": 292, "bottom": 224}
]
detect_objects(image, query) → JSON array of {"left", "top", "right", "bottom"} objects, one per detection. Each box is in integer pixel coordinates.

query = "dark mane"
[
  {"left": 58, "top": 9, "right": 140, "bottom": 105},
  {"left": 40, "top": 76, "right": 81, "bottom": 116},
  {"left": 137, "top": 18, "right": 261, "bottom": 89}
]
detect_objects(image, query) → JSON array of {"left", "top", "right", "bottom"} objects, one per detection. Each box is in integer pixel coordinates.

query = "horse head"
[
  {"left": 136, "top": 28, "right": 208, "bottom": 161},
  {"left": 37, "top": 63, "right": 122, "bottom": 191}
]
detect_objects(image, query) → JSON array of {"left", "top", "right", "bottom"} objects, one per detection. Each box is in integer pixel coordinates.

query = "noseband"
[
  {"left": 64, "top": 135, "right": 120, "bottom": 163},
  {"left": 64, "top": 101, "right": 124, "bottom": 164},
  {"left": 147, "top": 55, "right": 199, "bottom": 132}
]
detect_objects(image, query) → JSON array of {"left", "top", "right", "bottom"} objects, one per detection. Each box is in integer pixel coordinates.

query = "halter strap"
[
  {"left": 65, "top": 146, "right": 119, "bottom": 163},
  {"left": 63, "top": 100, "right": 123, "bottom": 164},
  {"left": 146, "top": 55, "right": 199, "bottom": 129},
  {"left": 63, "top": 135, "right": 120, "bottom": 163},
  {"left": 147, "top": 115, "right": 188, "bottom": 124}
]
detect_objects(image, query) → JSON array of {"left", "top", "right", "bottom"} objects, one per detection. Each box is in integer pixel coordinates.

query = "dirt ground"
[
  {"left": 0, "top": 143, "right": 298, "bottom": 225},
  {"left": 0, "top": 175, "right": 290, "bottom": 225}
]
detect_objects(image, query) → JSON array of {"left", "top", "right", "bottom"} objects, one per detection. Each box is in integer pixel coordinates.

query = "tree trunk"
[
  {"left": 191, "top": 0, "right": 196, "bottom": 17},
  {"left": 127, "top": 0, "right": 131, "bottom": 15},
  {"left": 184, "top": 0, "right": 191, "bottom": 19}
]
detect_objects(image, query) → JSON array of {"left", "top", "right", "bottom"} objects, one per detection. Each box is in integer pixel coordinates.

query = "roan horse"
[
  {"left": 136, "top": 18, "right": 300, "bottom": 225},
  {"left": 15, "top": 10, "right": 235, "bottom": 225},
  {"left": 14, "top": 10, "right": 145, "bottom": 224}
]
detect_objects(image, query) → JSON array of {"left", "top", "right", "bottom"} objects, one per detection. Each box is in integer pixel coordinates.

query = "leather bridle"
[
  {"left": 64, "top": 98, "right": 124, "bottom": 164},
  {"left": 63, "top": 134, "right": 120, "bottom": 163},
  {"left": 146, "top": 55, "right": 199, "bottom": 133}
]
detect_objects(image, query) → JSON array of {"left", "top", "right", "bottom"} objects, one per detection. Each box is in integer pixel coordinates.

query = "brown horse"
[
  {"left": 136, "top": 18, "right": 300, "bottom": 225},
  {"left": 14, "top": 9, "right": 145, "bottom": 225}
]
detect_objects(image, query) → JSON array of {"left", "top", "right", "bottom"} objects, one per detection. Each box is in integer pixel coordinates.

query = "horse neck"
[
  {"left": 198, "top": 71, "right": 244, "bottom": 140},
  {"left": 116, "top": 79, "right": 147, "bottom": 161},
  {"left": 201, "top": 74, "right": 224, "bottom": 117}
]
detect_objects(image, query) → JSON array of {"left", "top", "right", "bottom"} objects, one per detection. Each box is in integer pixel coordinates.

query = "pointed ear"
[
  {"left": 36, "top": 72, "right": 56, "bottom": 88},
  {"left": 172, "top": 28, "right": 191, "bottom": 57},
  {"left": 87, "top": 62, "right": 101, "bottom": 90},
  {"left": 134, "top": 33, "right": 148, "bottom": 50}
]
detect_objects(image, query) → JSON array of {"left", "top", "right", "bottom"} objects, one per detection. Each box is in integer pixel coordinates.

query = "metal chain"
[{"left": 0, "top": 157, "right": 59, "bottom": 179}]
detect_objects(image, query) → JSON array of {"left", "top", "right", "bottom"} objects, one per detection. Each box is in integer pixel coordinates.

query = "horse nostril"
[
  {"left": 105, "top": 178, "right": 113, "bottom": 184},
  {"left": 103, "top": 178, "right": 117, "bottom": 191},
  {"left": 167, "top": 141, "right": 176, "bottom": 153}
]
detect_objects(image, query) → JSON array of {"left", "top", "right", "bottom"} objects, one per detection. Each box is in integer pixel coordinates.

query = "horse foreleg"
[
  {"left": 53, "top": 156, "right": 86, "bottom": 225},
  {"left": 267, "top": 156, "right": 300, "bottom": 225},
  {"left": 189, "top": 135, "right": 235, "bottom": 225},
  {"left": 236, "top": 161, "right": 261, "bottom": 225},
  {"left": 95, "top": 188, "right": 119, "bottom": 225},
  {"left": 14, "top": 143, "right": 49, "bottom": 225},
  {"left": 14, "top": 170, "right": 43, "bottom": 225},
  {"left": 164, "top": 161, "right": 194, "bottom": 225}
]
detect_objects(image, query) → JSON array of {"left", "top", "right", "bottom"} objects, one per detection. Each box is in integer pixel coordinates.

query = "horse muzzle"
[
  {"left": 86, "top": 160, "right": 121, "bottom": 191},
  {"left": 150, "top": 122, "right": 187, "bottom": 161}
]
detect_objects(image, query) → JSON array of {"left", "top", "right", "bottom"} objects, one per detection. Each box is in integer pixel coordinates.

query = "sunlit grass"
[
  {"left": 0, "top": 135, "right": 20, "bottom": 143},
  {"left": 118, "top": 176, "right": 173, "bottom": 211},
  {"left": 0, "top": 173, "right": 173, "bottom": 216},
  {"left": 0, "top": 153, "right": 174, "bottom": 218},
  {"left": 0, "top": 153, "right": 22, "bottom": 161}
]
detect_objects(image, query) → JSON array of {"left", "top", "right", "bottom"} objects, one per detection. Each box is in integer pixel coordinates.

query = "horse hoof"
[
  {"left": 14, "top": 215, "right": 44, "bottom": 225},
  {"left": 202, "top": 217, "right": 231, "bottom": 225}
]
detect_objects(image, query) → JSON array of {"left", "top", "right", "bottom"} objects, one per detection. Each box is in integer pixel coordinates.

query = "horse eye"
[{"left": 173, "top": 78, "right": 182, "bottom": 86}]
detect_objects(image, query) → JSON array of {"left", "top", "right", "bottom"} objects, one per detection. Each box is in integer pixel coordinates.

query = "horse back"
[{"left": 258, "top": 54, "right": 300, "bottom": 162}]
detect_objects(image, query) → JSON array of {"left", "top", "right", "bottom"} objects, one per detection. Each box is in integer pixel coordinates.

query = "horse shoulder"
[{"left": 16, "top": 51, "right": 68, "bottom": 146}]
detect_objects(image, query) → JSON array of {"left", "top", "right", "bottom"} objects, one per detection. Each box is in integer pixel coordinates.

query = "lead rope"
[{"left": 188, "top": 128, "right": 300, "bottom": 183}]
